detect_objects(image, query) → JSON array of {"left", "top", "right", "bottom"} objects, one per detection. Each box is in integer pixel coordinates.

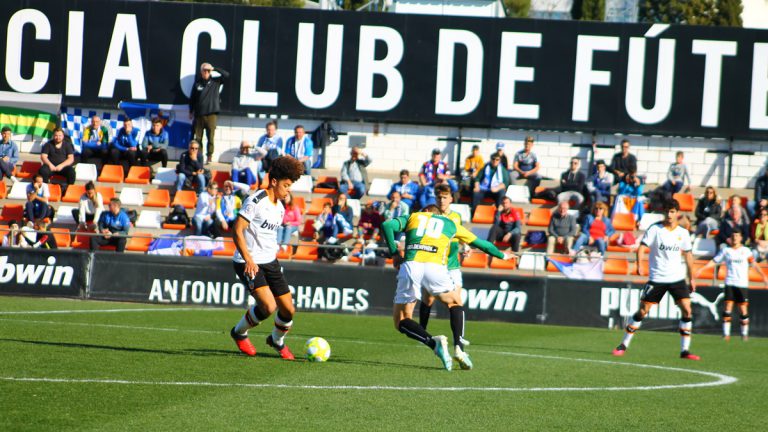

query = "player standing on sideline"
[
  {"left": 612, "top": 200, "right": 702, "bottom": 360},
  {"left": 229, "top": 156, "right": 305, "bottom": 359},
  {"left": 694, "top": 231, "right": 768, "bottom": 341},
  {"left": 382, "top": 205, "right": 509, "bottom": 371},
  {"left": 419, "top": 183, "right": 470, "bottom": 346}
]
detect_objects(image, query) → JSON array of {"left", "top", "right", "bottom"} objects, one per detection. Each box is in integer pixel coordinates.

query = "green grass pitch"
[{"left": 1, "top": 296, "right": 766, "bottom": 431}]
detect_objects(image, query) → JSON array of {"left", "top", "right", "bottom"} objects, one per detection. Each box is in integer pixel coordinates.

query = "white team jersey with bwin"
[
  {"left": 713, "top": 246, "right": 754, "bottom": 288},
  {"left": 232, "top": 190, "right": 284, "bottom": 265},
  {"left": 641, "top": 223, "right": 692, "bottom": 283}
]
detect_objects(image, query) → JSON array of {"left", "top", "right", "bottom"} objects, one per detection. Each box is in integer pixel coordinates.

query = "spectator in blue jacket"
[
  {"left": 90, "top": 198, "right": 131, "bottom": 252},
  {"left": 0, "top": 126, "right": 19, "bottom": 181},
  {"left": 111, "top": 118, "right": 145, "bottom": 171},
  {"left": 284, "top": 125, "right": 313, "bottom": 175},
  {"left": 572, "top": 202, "right": 615, "bottom": 255},
  {"left": 141, "top": 118, "right": 169, "bottom": 168},
  {"left": 176, "top": 140, "right": 206, "bottom": 193},
  {"left": 388, "top": 169, "right": 419, "bottom": 209},
  {"left": 587, "top": 159, "right": 614, "bottom": 205}
]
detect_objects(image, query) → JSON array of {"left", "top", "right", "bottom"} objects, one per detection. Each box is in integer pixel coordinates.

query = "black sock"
[
  {"left": 419, "top": 302, "right": 432, "bottom": 329},
  {"left": 449, "top": 306, "right": 465, "bottom": 349},
  {"left": 398, "top": 318, "right": 435, "bottom": 349}
]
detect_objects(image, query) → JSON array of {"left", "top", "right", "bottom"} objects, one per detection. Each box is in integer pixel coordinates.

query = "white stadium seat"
[
  {"left": 367, "top": 178, "right": 393, "bottom": 198},
  {"left": 151, "top": 167, "right": 177, "bottom": 186},
  {"left": 347, "top": 199, "right": 362, "bottom": 218},
  {"left": 638, "top": 213, "right": 664, "bottom": 231},
  {"left": 449, "top": 203, "right": 471, "bottom": 223},
  {"left": 8, "top": 182, "right": 28, "bottom": 200},
  {"left": 692, "top": 238, "right": 717, "bottom": 257},
  {"left": 75, "top": 163, "right": 98, "bottom": 182},
  {"left": 505, "top": 185, "right": 530, "bottom": 203},
  {"left": 135, "top": 210, "right": 163, "bottom": 229},
  {"left": 290, "top": 175, "right": 313, "bottom": 193},
  {"left": 119, "top": 187, "right": 145, "bottom": 206},
  {"left": 53, "top": 205, "right": 76, "bottom": 224}
]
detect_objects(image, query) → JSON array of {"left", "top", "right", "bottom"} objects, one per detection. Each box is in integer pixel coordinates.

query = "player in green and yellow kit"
[{"left": 381, "top": 203, "right": 509, "bottom": 371}]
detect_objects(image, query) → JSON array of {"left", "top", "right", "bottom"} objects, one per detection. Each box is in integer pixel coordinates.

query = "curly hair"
[{"left": 268, "top": 156, "right": 305, "bottom": 182}]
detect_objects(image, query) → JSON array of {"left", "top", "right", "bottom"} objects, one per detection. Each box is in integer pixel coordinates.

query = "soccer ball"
[{"left": 305, "top": 337, "right": 331, "bottom": 362}]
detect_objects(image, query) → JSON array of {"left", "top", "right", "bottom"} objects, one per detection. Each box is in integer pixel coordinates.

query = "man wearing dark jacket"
[
  {"left": 189, "top": 62, "right": 229, "bottom": 164},
  {"left": 175, "top": 140, "right": 206, "bottom": 193},
  {"left": 609, "top": 139, "right": 637, "bottom": 184},
  {"left": 557, "top": 158, "right": 587, "bottom": 207}
]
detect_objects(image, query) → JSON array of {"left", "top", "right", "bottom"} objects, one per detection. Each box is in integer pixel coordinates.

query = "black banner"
[
  {"left": 3, "top": 0, "right": 768, "bottom": 139},
  {"left": 0, "top": 248, "right": 87, "bottom": 297}
]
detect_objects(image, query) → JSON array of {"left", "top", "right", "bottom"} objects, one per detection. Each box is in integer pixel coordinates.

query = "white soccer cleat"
[
  {"left": 459, "top": 336, "right": 470, "bottom": 346},
  {"left": 432, "top": 335, "right": 452, "bottom": 371},
  {"left": 453, "top": 345, "right": 473, "bottom": 370}
]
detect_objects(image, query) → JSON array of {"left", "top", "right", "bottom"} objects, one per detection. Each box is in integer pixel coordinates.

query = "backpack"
[
  {"left": 524, "top": 230, "right": 546, "bottom": 245},
  {"left": 166, "top": 205, "right": 190, "bottom": 226}
]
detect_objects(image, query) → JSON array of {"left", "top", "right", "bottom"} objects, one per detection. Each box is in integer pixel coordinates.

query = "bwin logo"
[
  {"left": 460, "top": 281, "right": 527, "bottom": 312},
  {"left": 658, "top": 243, "right": 680, "bottom": 252},
  {"left": 0, "top": 256, "right": 74, "bottom": 286},
  {"left": 260, "top": 220, "right": 280, "bottom": 231}
]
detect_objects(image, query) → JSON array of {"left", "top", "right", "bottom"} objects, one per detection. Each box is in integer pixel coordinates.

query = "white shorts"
[
  {"left": 448, "top": 269, "right": 463, "bottom": 288},
  {"left": 394, "top": 261, "right": 455, "bottom": 304}
]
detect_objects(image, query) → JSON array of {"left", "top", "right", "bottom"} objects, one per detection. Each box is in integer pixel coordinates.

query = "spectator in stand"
[
  {"left": 72, "top": 181, "right": 104, "bottom": 231},
  {"left": 384, "top": 191, "right": 409, "bottom": 220},
  {"left": 80, "top": 115, "right": 110, "bottom": 169},
  {"left": 462, "top": 144, "right": 484, "bottom": 191},
  {"left": 613, "top": 171, "right": 644, "bottom": 221},
  {"left": 493, "top": 142, "right": 509, "bottom": 170},
  {"left": 388, "top": 169, "right": 419, "bottom": 210},
  {"left": 0, "top": 126, "right": 19, "bottom": 182},
  {"left": 39, "top": 128, "right": 76, "bottom": 189},
  {"left": 332, "top": 193, "right": 355, "bottom": 234},
  {"left": 2, "top": 220, "right": 23, "bottom": 248},
  {"left": 112, "top": 118, "right": 146, "bottom": 171},
  {"left": 557, "top": 157, "right": 587, "bottom": 207},
  {"left": 141, "top": 118, "right": 169, "bottom": 168},
  {"left": 510, "top": 136, "right": 541, "bottom": 198},
  {"left": 752, "top": 209, "right": 768, "bottom": 261},
  {"left": 176, "top": 140, "right": 207, "bottom": 193},
  {"left": 357, "top": 201, "right": 383, "bottom": 239},
  {"left": 609, "top": 139, "right": 637, "bottom": 184},
  {"left": 314, "top": 203, "right": 336, "bottom": 242},
  {"left": 284, "top": 125, "right": 313, "bottom": 175},
  {"left": 750, "top": 166, "right": 768, "bottom": 218},
  {"left": 231, "top": 141, "right": 263, "bottom": 187},
  {"left": 340, "top": 146, "right": 371, "bottom": 199},
  {"left": 547, "top": 201, "right": 578, "bottom": 256},
  {"left": 33, "top": 218, "right": 57, "bottom": 250},
  {"left": 90, "top": 198, "right": 130, "bottom": 252},
  {"left": 257, "top": 121, "right": 285, "bottom": 173},
  {"left": 472, "top": 153, "right": 510, "bottom": 211},
  {"left": 725, "top": 195, "right": 751, "bottom": 226},
  {"left": 277, "top": 191, "right": 303, "bottom": 247},
  {"left": 662, "top": 151, "right": 691, "bottom": 194},
  {"left": 24, "top": 174, "right": 52, "bottom": 222},
  {"left": 193, "top": 182, "right": 218, "bottom": 237},
  {"left": 418, "top": 148, "right": 458, "bottom": 208},
  {"left": 189, "top": 62, "right": 229, "bottom": 164},
  {"left": 572, "top": 202, "right": 614, "bottom": 256},
  {"left": 214, "top": 181, "right": 241, "bottom": 235},
  {"left": 717, "top": 206, "right": 751, "bottom": 250},
  {"left": 486, "top": 196, "right": 522, "bottom": 252},
  {"left": 587, "top": 159, "right": 614, "bottom": 205},
  {"left": 694, "top": 186, "right": 722, "bottom": 238}
]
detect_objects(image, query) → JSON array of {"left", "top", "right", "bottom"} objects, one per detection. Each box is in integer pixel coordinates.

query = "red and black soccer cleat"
[
  {"left": 611, "top": 344, "right": 627, "bottom": 357},
  {"left": 680, "top": 351, "right": 701, "bottom": 361},
  {"left": 230, "top": 327, "right": 256, "bottom": 356},
  {"left": 266, "top": 335, "right": 295, "bottom": 360}
]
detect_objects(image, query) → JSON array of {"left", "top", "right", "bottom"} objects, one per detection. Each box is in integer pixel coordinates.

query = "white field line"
[
  {"left": 0, "top": 318, "right": 738, "bottom": 392},
  {"left": 0, "top": 308, "right": 208, "bottom": 315}
]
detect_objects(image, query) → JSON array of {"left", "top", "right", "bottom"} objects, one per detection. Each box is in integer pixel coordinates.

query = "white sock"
[
  {"left": 234, "top": 306, "right": 261, "bottom": 335},
  {"left": 271, "top": 313, "right": 293, "bottom": 347},
  {"left": 680, "top": 320, "right": 692, "bottom": 352},
  {"left": 621, "top": 316, "right": 642, "bottom": 347},
  {"left": 723, "top": 320, "right": 731, "bottom": 337},
  {"left": 741, "top": 317, "right": 749, "bottom": 337}
]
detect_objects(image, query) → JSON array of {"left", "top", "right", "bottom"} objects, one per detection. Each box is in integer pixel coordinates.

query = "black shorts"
[
  {"left": 724, "top": 285, "right": 749, "bottom": 304},
  {"left": 233, "top": 260, "right": 290, "bottom": 298},
  {"left": 640, "top": 280, "right": 690, "bottom": 304}
]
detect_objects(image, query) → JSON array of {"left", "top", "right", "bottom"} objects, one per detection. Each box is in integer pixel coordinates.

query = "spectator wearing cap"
[
  {"left": 284, "top": 125, "right": 313, "bottom": 175},
  {"left": 0, "top": 126, "right": 19, "bottom": 181},
  {"left": 609, "top": 139, "right": 637, "bottom": 184},
  {"left": 587, "top": 159, "right": 614, "bottom": 205},
  {"left": 142, "top": 117, "right": 170, "bottom": 168},
  {"left": 189, "top": 62, "right": 229, "bottom": 164},
  {"left": 510, "top": 136, "right": 541, "bottom": 198},
  {"left": 91, "top": 198, "right": 131, "bottom": 252},
  {"left": 493, "top": 142, "right": 509, "bottom": 170},
  {"left": 556, "top": 157, "right": 587, "bottom": 207},
  {"left": 472, "top": 153, "right": 510, "bottom": 212},
  {"left": 418, "top": 148, "right": 458, "bottom": 208},
  {"left": 340, "top": 146, "right": 371, "bottom": 199},
  {"left": 388, "top": 169, "right": 419, "bottom": 209}
]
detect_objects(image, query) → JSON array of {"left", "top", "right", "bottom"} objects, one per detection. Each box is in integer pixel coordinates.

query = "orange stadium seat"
[
  {"left": 125, "top": 166, "right": 151, "bottom": 185},
  {"left": 61, "top": 184, "right": 86, "bottom": 203},
  {"left": 0, "top": 182, "right": 6, "bottom": 199},
  {"left": 673, "top": 193, "right": 695, "bottom": 212},
  {"left": 604, "top": 258, "right": 629, "bottom": 276},
  {"left": 15, "top": 161, "right": 41, "bottom": 179},
  {"left": 526, "top": 208, "right": 551, "bottom": 227},
  {"left": 472, "top": 205, "right": 495, "bottom": 224},
  {"left": 145, "top": 189, "right": 171, "bottom": 208},
  {"left": 1, "top": 204, "right": 23, "bottom": 222},
  {"left": 313, "top": 176, "right": 339, "bottom": 194},
  {"left": 292, "top": 242, "right": 319, "bottom": 261},
  {"left": 162, "top": 223, "right": 186, "bottom": 231},
  {"left": 307, "top": 198, "right": 333, "bottom": 216},
  {"left": 211, "top": 170, "right": 231, "bottom": 186},
  {"left": 213, "top": 239, "right": 236, "bottom": 257},
  {"left": 126, "top": 233, "right": 153, "bottom": 252},
  {"left": 48, "top": 183, "right": 61, "bottom": 202},
  {"left": 171, "top": 190, "right": 197, "bottom": 209},
  {"left": 612, "top": 213, "right": 636, "bottom": 231},
  {"left": 277, "top": 246, "right": 292, "bottom": 260},
  {"left": 50, "top": 228, "right": 71, "bottom": 248},
  {"left": 257, "top": 174, "right": 270, "bottom": 190},
  {"left": 461, "top": 252, "right": 488, "bottom": 268},
  {"left": 490, "top": 256, "right": 516, "bottom": 270},
  {"left": 546, "top": 257, "right": 570, "bottom": 273},
  {"left": 531, "top": 186, "right": 555, "bottom": 205},
  {"left": 96, "top": 186, "right": 115, "bottom": 205},
  {"left": 71, "top": 231, "right": 91, "bottom": 250},
  {"left": 292, "top": 196, "right": 307, "bottom": 213},
  {"left": 98, "top": 165, "right": 124, "bottom": 183}
]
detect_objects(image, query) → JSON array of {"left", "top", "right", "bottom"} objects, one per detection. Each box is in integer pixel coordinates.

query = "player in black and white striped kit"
[
  {"left": 612, "top": 200, "right": 701, "bottom": 360},
  {"left": 229, "top": 156, "right": 305, "bottom": 359}
]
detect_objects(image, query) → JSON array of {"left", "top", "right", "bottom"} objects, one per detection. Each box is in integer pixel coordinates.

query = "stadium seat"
[
  {"left": 673, "top": 193, "right": 694, "bottom": 212},
  {"left": 151, "top": 167, "right": 177, "bottom": 186},
  {"left": 531, "top": 186, "right": 555, "bottom": 205},
  {"left": 75, "top": 163, "right": 98, "bottom": 182},
  {"left": 292, "top": 196, "right": 307, "bottom": 213},
  {"left": 71, "top": 231, "right": 92, "bottom": 250},
  {"left": 505, "top": 185, "right": 530, "bottom": 203},
  {"left": 48, "top": 183, "right": 61, "bottom": 202},
  {"left": 212, "top": 239, "right": 236, "bottom": 257},
  {"left": 692, "top": 238, "right": 717, "bottom": 257},
  {"left": 461, "top": 252, "right": 488, "bottom": 268},
  {"left": 211, "top": 170, "right": 231, "bottom": 186},
  {"left": 636, "top": 260, "right": 649, "bottom": 276},
  {"left": 313, "top": 176, "right": 339, "bottom": 194},
  {"left": 490, "top": 256, "right": 516, "bottom": 270},
  {"left": 748, "top": 266, "right": 766, "bottom": 283},
  {"left": 449, "top": 203, "right": 471, "bottom": 223},
  {"left": 50, "top": 227, "right": 72, "bottom": 248},
  {"left": 171, "top": 190, "right": 197, "bottom": 209},
  {"left": 162, "top": 222, "right": 187, "bottom": 231},
  {"left": 53, "top": 205, "right": 76, "bottom": 224},
  {"left": 518, "top": 254, "right": 546, "bottom": 271},
  {"left": 277, "top": 245, "right": 292, "bottom": 260},
  {"left": 145, "top": 189, "right": 171, "bottom": 208},
  {"left": 527, "top": 208, "right": 551, "bottom": 227},
  {"left": 367, "top": 178, "right": 393, "bottom": 198},
  {"left": 7, "top": 182, "right": 28, "bottom": 200},
  {"left": 15, "top": 161, "right": 41, "bottom": 179},
  {"left": 696, "top": 263, "right": 725, "bottom": 281},
  {"left": 347, "top": 199, "right": 362, "bottom": 218},
  {"left": 126, "top": 233, "right": 153, "bottom": 252},
  {"left": 62, "top": 184, "right": 86, "bottom": 203},
  {"left": 604, "top": 258, "right": 629, "bottom": 275},
  {"left": 119, "top": 187, "right": 145, "bottom": 207},
  {"left": 300, "top": 219, "right": 315, "bottom": 239},
  {"left": 96, "top": 186, "right": 115, "bottom": 205},
  {"left": 125, "top": 166, "right": 151, "bottom": 185},
  {"left": 612, "top": 213, "right": 636, "bottom": 231},
  {"left": 135, "top": 210, "right": 163, "bottom": 229},
  {"left": 0, "top": 182, "right": 6, "bottom": 200},
  {"left": 98, "top": 165, "right": 124, "bottom": 183},
  {"left": 307, "top": 197, "right": 333, "bottom": 216},
  {"left": 292, "top": 242, "right": 319, "bottom": 261},
  {"left": 638, "top": 213, "right": 664, "bottom": 231},
  {"left": 472, "top": 205, "right": 495, "bottom": 224},
  {"left": 606, "top": 234, "right": 631, "bottom": 253},
  {"left": 1, "top": 204, "right": 23, "bottom": 222},
  {"left": 546, "top": 257, "right": 570, "bottom": 272},
  {"left": 291, "top": 175, "right": 313, "bottom": 193}
]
